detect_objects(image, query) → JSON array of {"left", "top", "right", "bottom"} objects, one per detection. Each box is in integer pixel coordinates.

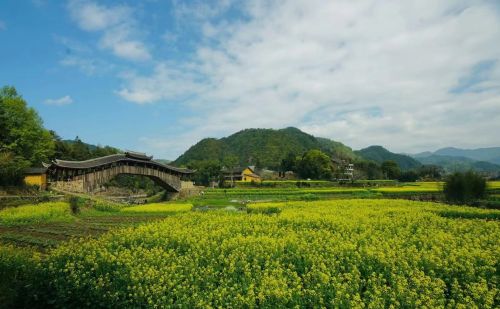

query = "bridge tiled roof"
[{"left": 48, "top": 153, "right": 194, "bottom": 174}]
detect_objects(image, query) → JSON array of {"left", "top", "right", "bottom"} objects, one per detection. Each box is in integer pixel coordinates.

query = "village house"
[
  {"left": 23, "top": 167, "right": 47, "bottom": 190},
  {"left": 222, "top": 166, "right": 262, "bottom": 183}
]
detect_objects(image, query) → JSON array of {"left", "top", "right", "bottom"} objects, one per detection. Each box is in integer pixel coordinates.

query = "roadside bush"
[{"left": 444, "top": 171, "right": 487, "bottom": 204}]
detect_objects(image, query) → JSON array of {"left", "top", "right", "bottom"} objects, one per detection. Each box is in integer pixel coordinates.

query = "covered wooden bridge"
[{"left": 43, "top": 151, "right": 194, "bottom": 193}]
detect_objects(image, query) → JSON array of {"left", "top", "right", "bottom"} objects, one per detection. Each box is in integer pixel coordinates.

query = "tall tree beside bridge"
[{"left": 0, "top": 86, "right": 55, "bottom": 185}]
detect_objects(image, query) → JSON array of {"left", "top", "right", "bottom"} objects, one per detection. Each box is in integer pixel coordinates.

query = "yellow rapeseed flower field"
[
  {"left": 0, "top": 202, "right": 74, "bottom": 226},
  {"left": 39, "top": 199, "right": 499, "bottom": 307}
]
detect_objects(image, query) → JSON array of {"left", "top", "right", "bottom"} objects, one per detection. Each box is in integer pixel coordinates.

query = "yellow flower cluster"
[
  {"left": 121, "top": 203, "right": 192, "bottom": 213},
  {"left": 39, "top": 199, "right": 499, "bottom": 307},
  {"left": 0, "top": 202, "right": 74, "bottom": 226}
]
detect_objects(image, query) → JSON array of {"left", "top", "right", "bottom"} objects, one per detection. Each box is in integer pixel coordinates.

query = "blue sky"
[{"left": 1, "top": 0, "right": 500, "bottom": 159}]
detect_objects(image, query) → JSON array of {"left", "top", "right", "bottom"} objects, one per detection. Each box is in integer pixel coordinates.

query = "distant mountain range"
[
  {"left": 174, "top": 127, "right": 499, "bottom": 174},
  {"left": 414, "top": 147, "right": 500, "bottom": 165},
  {"left": 411, "top": 147, "right": 500, "bottom": 173}
]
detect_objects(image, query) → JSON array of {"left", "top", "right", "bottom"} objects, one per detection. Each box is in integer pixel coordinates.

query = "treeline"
[
  {"left": 280, "top": 150, "right": 443, "bottom": 181},
  {"left": 185, "top": 148, "right": 444, "bottom": 186},
  {"left": 0, "top": 86, "right": 160, "bottom": 193}
]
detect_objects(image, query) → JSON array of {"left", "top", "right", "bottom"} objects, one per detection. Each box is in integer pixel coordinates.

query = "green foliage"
[
  {"left": 106, "top": 174, "right": 163, "bottom": 195},
  {"left": 297, "top": 149, "right": 333, "bottom": 180},
  {"left": 398, "top": 170, "right": 419, "bottom": 182},
  {"left": 0, "top": 86, "right": 54, "bottom": 185},
  {"left": 0, "top": 152, "right": 29, "bottom": 186},
  {"left": 444, "top": 171, "right": 487, "bottom": 204},
  {"left": 381, "top": 160, "right": 401, "bottom": 180},
  {"left": 50, "top": 133, "right": 120, "bottom": 161},
  {"left": 0, "top": 86, "right": 55, "bottom": 166},
  {"left": 68, "top": 196, "right": 83, "bottom": 214},
  {"left": 354, "top": 160, "right": 384, "bottom": 180},
  {"left": 186, "top": 159, "right": 222, "bottom": 186},
  {"left": 356, "top": 145, "right": 421, "bottom": 170},
  {"left": 0, "top": 245, "right": 40, "bottom": 308},
  {"left": 280, "top": 152, "right": 298, "bottom": 172},
  {"left": 175, "top": 127, "right": 357, "bottom": 169},
  {"left": 301, "top": 193, "right": 319, "bottom": 201}
]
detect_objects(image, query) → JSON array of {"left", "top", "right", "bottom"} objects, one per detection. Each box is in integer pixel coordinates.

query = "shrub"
[
  {"left": 68, "top": 196, "right": 83, "bottom": 214},
  {"left": 444, "top": 171, "right": 487, "bottom": 204},
  {"left": 301, "top": 193, "right": 319, "bottom": 201}
]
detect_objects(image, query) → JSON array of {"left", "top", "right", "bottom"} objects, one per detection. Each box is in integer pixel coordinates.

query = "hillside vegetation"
[
  {"left": 175, "top": 127, "right": 358, "bottom": 168},
  {"left": 355, "top": 146, "right": 421, "bottom": 170}
]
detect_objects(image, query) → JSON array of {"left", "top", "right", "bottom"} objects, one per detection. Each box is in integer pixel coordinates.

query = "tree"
[
  {"left": 381, "top": 160, "right": 401, "bottom": 180},
  {"left": 398, "top": 170, "right": 419, "bottom": 182},
  {"left": 70, "top": 136, "right": 91, "bottom": 161},
  {"left": 222, "top": 155, "right": 239, "bottom": 187},
  {"left": 0, "top": 152, "right": 29, "bottom": 186},
  {"left": 187, "top": 160, "right": 222, "bottom": 186},
  {"left": 280, "top": 152, "right": 298, "bottom": 172},
  {"left": 444, "top": 171, "right": 487, "bottom": 204},
  {"left": 0, "top": 86, "right": 54, "bottom": 166},
  {"left": 297, "top": 149, "right": 333, "bottom": 180},
  {"left": 354, "top": 161, "right": 383, "bottom": 180},
  {"left": 417, "top": 165, "right": 443, "bottom": 180}
]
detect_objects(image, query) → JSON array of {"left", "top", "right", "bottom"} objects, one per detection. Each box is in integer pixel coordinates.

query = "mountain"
[
  {"left": 433, "top": 147, "right": 500, "bottom": 165},
  {"left": 355, "top": 146, "right": 421, "bottom": 170},
  {"left": 174, "top": 127, "right": 358, "bottom": 168},
  {"left": 415, "top": 154, "right": 500, "bottom": 173}
]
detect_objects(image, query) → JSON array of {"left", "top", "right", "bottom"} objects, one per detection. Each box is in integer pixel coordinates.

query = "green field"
[{"left": 0, "top": 195, "right": 499, "bottom": 307}]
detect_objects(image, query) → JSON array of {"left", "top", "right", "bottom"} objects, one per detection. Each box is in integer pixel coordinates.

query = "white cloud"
[
  {"left": 67, "top": 0, "right": 150, "bottom": 61},
  {"left": 120, "top": 0, "right": 500, "bottom": 157},
  {"left": 117, "top": 63, "right": 204, "bottom": 104},
  {"left": 44, "top": 95, "right": 73, "bottom": 106}
]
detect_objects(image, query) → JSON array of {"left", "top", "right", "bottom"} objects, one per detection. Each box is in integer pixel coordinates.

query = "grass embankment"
[{"left": 1, "top": 199, "right": 498, "bottom": 307}]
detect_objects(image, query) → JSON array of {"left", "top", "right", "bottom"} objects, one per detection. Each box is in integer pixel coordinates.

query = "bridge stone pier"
[{"left": 44, "top": 151, "right": 195, "bottom": 194}]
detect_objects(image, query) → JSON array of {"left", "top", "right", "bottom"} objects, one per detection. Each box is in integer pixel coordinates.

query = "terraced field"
[{"left": 0, "top": 202, "right": 192, "bottom": 251}]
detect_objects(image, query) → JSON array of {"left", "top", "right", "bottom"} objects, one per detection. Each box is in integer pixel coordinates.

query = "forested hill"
[
  {"left": 355, "top": 146, "right": 421, "bottom": 170},
  {"left": 174, "top": 127, "right": 357, "bottom": 168}
]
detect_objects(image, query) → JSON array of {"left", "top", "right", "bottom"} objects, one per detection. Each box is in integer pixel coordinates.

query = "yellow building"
[
  {"left": 24, "top": 168, "right": 47, "bottom": 190},
  {"left": 223, "top": 166, "right": 262, "bottom": 183}
]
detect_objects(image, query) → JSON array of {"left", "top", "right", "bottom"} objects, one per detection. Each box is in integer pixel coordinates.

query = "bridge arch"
[{"left": 44, "top": 151, "right": 194, "bottom": 194}]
